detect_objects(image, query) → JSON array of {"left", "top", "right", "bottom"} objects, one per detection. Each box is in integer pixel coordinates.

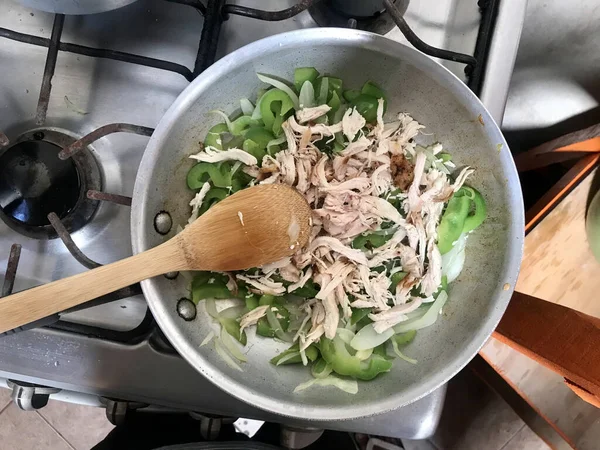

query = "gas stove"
[{"left": 0, "top": 0, "right": 526, "bottom": 441}]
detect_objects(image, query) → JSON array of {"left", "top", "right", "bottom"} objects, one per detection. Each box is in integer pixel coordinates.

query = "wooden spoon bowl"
[{"left": 0, "top": 184, "right": 311, "bottom": 334}]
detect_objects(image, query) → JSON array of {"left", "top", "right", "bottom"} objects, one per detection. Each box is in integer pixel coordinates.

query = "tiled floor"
[{"left": 0, "top": 387, "right": 114, "bottom": 450}]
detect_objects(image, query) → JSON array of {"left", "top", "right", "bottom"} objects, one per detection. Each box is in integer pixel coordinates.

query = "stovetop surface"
[{"left": 0, "top": 0, "right": 525, "bottom": 439}]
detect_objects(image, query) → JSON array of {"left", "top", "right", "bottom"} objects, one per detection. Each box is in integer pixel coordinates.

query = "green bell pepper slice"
[
  {"left": 390, "top": 271, "right": 407, "bottom": 287},
  {"left": 320, "top": 336, "right": 393, "bottom": 381},
  {"left": 259, "top": 89, "right": 294, "bottom": 135},
  {"left": 258, "top": 294, "right": 277, "bottom": 306},
  {"left": 392, "top": 329, "right": 417, "bottom": 346},
  {"left": 204, "top": 123, "right": 228, "bottom": 150},
  {"left": 461, "top": 186, "right": 487, "bottom": 233},
  {"left": 245, "top": 127, "right": 275, "bottom": 150},
  {"left": 328, "top": 77, "right": 343, "bottom": 98},
  {"left": 343, "top": 89, "right": 361, "bottom": 103},
  {"left": 242, "top": 139, "right": 266, "bottom": 163},
  {"left": 220, "top": 317, "right": 247, "bottom": 345},
  {"left": 191, "top": 272, "right": 233, "bottom": 304},
  {"left": 187, "top": 162, "right": 233, "bottom": 190},
  {"left": 294, "top": 67, "right": 320, "bottom": 92},
  {"left": 437, "top": 194, "right": 471, "bottom": 254},
  {"left": 257, "top": 317, "right": 275, "bottom": 337},
  {"left": 198, "top": 187, "right": 228, "bottom": 216},
  {"left": 350, "top": 94, "right": 379, "bottom": 123},
  {"left": 270, "top": 342, "right": 319, "bottom": 366},
  {"left": 438, "top": 152, "right": 452, "bottom": 162},
  {"left": 311, "top": 358, "right": 333, "bottom": 379},
  {"left": 327, "top": 90, "right": 341, "bottom": 123},
  {"left": 350, "top": 307, "right": 372, "bottom": 325},
  {"left": 352, "top": 232, "right": 391, "bottom": 250},
  {"left": 245, "top": 296, "right": 259, "bottom": 311},
  {"left": 361, "top": 80, "right": 385, "bottom": 100},
  {"left": 230, "top": 116, "right": 259, "bottom": 136},
  {"left": 289, "top": 279, "right": 319, "bottom": 298}
]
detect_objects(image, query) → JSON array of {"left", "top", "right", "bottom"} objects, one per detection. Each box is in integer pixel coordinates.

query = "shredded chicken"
[
  {"left": 190, "top": 146, "right": 257, "bottom": 166},
  {"left": 189, "top": 103, "right": 474, "bottom": 342},
  {"left": 239, "top": 305, "right": 270, "bottom": 333},
  {"left": 296, "top": 104, "right": 331, "bottom": 124}
]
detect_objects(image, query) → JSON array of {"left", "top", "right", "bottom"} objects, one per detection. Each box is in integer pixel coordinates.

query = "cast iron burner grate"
[{"left": 0, "top": 0, "right": 501, "bottom": 342}]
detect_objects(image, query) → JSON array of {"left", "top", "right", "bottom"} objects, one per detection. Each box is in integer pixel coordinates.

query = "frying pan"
[{"left": 131, "top": 28, "right": 524, "bottom": 421}]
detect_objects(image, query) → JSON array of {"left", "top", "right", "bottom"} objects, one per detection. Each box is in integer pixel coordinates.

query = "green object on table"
[{"left": 319, "top": 336, "right": 393, "bottom": 380}]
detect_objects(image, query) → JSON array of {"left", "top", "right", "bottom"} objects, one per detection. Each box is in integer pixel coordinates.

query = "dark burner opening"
[
  {"left": 309, "top": 0, "right": 408, "bottom": 34},
  {"left": 0, "top": 129, "right": 102, "bottom": 240},
  {"left": 0, "top": 140, "right": 81, "bottom": 226}
]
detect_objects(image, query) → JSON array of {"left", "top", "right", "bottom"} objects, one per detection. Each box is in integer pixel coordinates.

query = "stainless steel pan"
[{"left": 131, "top": 28, "right": 524, "bottom": 421}]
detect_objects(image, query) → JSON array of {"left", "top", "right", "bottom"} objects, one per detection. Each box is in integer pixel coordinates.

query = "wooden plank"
[
  {"left": 517, "top": 170, "right": 600, "bottom": 315},
  {"left": 481, "top": 169, "right": 600, "bottom": 449}
]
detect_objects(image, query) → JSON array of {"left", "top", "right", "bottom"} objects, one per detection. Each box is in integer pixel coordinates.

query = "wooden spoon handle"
[{"left": 0, "top": 239, "right": 185, "bottom": 334}]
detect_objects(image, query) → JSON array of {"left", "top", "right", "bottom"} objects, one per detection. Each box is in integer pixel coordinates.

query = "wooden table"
[{"left": 480, "top": 170, "right": 600, "bottom": 449}]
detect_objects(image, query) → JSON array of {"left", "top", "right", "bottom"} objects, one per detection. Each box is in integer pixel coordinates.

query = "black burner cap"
[{"left": 0, "top": 140, "right": 81, "bottom": 226}]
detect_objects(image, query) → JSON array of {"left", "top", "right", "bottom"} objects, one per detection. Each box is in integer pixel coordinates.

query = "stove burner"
[
  {"left": 309, "top": 0, "right": 408, "bottom": 34},
  {"left": 0, "top": 141, "right": 80, "bottom": 226},
  {"left": 0, "top": 129, "right": 102, "bottom": 239}
]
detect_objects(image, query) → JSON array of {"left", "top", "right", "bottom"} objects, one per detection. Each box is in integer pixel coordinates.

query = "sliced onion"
[
  {"left": 220, "top": 328, "right": 247, "bottom": 362},
  {"left": 205, "top": 298, "right": 219, "bottom": 319},
  {"left": 200, "top": 330, "right": 215, "bottom": 347},
  {"left": 240, "top": 98, "right": 254, "bottom": 116},
  {"left": 390, "top": 339, "right": 417, "bottom": 364},
  {"left": 266, "top": 307, "right": 293, "bottom": 342},
  {"left": 442, "top": 233, "right": 467, "bottom": 283},
  {"left": 214, "top": 339, "right": 243, "bottom": 372},
  {"left": 209, "top": 110, "right": 233, "bottom": 133},
  {"left": 275, "top": 351, "right": 301, "bottom": 366},
  {"left": 220, "top": 305, "right": 247, "bottom": 320},
  {"left": 299, "top": 347, "right": 308, "bottom": 366},
  {"left": 350, "top": 323, "right": 394, "bottom": 351},
  {"left": 293, "top": 375, "right": 358, "bottom": 394},
  {"left": 393, "top": 291, "right": 448, "bottom": 333},
  {"left": 251, "top": 92, "right": 265, "bottom": 120},
  {"left": 336, "top": 328, "right": 355, "bottom": 345},
  {"left": 355, "top": 348, "right": 373, "bottom": 361},
  {"left": 256, "top": 73, "right": 300, "bottom": 110},
  {"left": 318, "top": 77, "right": 329, "bottom": 105},
  {"left": 299, "top": 80, "right": 315, "bottom": 109}
]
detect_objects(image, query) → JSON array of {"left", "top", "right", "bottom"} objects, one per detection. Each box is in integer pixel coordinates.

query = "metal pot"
[
  {"left": 15, "top": 0, "right": 138, "bottom": 15},
  {"left": 132, "top": 28, "right": 524, "bottom": 421}
]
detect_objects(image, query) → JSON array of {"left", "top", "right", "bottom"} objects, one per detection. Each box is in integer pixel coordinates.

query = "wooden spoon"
[{"left": 0, "top": 184, "right": 312, "bottom": 334}]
